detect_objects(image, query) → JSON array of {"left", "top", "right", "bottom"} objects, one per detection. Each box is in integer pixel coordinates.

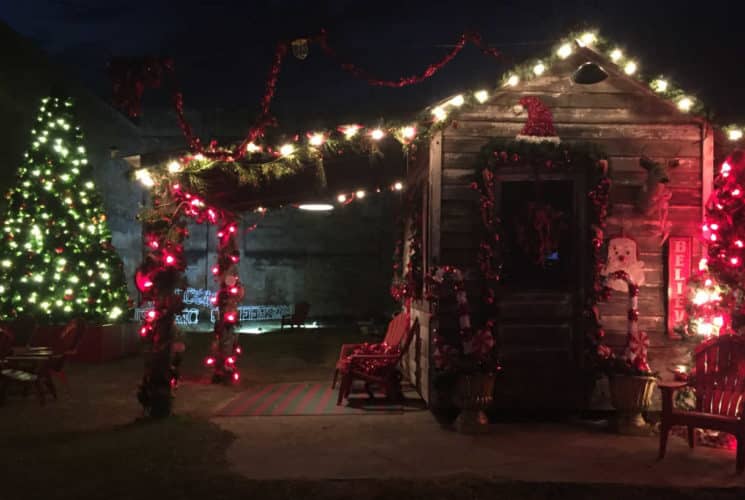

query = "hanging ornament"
[
  {"left": 55, "top": 247, "right": 64, "bottom": 254},
  {"left": 291, "top": 38, "right": 309, "bottom": 60}
]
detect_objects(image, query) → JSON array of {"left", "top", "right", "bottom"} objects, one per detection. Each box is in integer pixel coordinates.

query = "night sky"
[{"left": 2, "top": 0, "right": 745, "bottom": 131}]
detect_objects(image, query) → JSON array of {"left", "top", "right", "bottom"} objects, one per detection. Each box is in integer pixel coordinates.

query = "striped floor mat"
[{"left": 215, "top": 382, "right": 423, "bottom": 417}]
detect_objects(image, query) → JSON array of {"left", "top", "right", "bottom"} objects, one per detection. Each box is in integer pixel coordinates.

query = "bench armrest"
[
  {"left": 339, "top": 343, "right": 365, "bottom": 359},
  {"left": 348, "top": 354, "right": 399, "bottom": 361}
]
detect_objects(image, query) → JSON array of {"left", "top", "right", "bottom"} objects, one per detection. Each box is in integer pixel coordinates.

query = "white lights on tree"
[
  {"left": 167, "top": 161, "right": 182, "bottom": 173},
  {"left": 245, "top": 142, "right": 261, "bottom": 153},
  {"left": 337, "top": 194, "right": 347, "bottom": 203},
  {"left": 279, "top": 143, "right": 295, "bottom": 157}
]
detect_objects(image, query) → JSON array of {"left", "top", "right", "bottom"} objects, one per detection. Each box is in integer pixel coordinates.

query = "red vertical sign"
[{"left": 668, "top": 237, "right": 692, "bottom": 339}]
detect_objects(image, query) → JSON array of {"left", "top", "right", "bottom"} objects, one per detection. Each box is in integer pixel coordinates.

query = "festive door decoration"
[
  {"left": 667, "top": 237, "right": 691, "bottom": 338},
  {"left": 602, "top": 237, "right": 646, "bottom": 292}
]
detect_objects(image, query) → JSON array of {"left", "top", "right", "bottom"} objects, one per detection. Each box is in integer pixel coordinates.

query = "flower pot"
[
  {"left": 452, "top": 372, "right": 496, "bottom": 434},
  {"left": 608, "top": 375, "right": 657, "bottom": 434}
]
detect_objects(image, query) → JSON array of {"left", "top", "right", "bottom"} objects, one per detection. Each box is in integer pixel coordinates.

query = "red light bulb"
[
  {"left": 737, "top": 240, "right": 744, "bottom": 248},
  {"left": 229, "top": 225, "right": 237, "bottom": 233},
  {"left": 733, "top": 189, "right": 741, "bottom": 197},
  {"left": 711, "top": 234, "right": 717, "bottom": 242},
  {"left": 710, "top": 223, "right": 719, "bottom": 230},
  {"left": 205, "top": 357, "right": 215, "bottom": 366},
  {"left": 149, "top": 240, "right": 159, "bottom": 249},
  {"left": 140, "top": 326, "right": 149, "bottom": 337},
  {"left": 227, "top": 356, "right": 235, "bottom": 364},
  {"left": 235, "top": 346, "right": 242, "bottom": 354},
  {"left": 233, "top": 372, "right": 240, "bottom": 382},
  {"left": 146, "top": 310, "right": 157, "bottom": 320},
  {"left": 731, "top": 257, "right": 739, "bottom": 266},
  {"left": 212, "top": 266, "right": 220, "bottom": 275},
  {"left": 230, "top": 286, "right": 239, "bottom": 295},
  {"left": 225, "top": 312, "right": 236, "bottom": 323},
  {"left": 165, "top": 254, "right": 175, "bottom": 265}
]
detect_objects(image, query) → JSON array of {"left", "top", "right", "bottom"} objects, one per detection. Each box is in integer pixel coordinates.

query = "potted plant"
[
  {"left": 597, "top": 270, "right": 658, "bottom": 434},
  {"left": 429, "top": 266, "right": 502, "bottom": 434}
]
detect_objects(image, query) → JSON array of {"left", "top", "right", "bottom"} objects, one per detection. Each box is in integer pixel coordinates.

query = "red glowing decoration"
[
  {"left": 212, "top": 266, "right": 220, "bottom": 275},
  {"left": 205, "top": 357, "right": 215, "bottom": 366},
  {"left": 233, "top": 372, "right": 240, "bottom": 382},
  {"left": 164, "top": 254, "right": 175, "bottom": 265}
]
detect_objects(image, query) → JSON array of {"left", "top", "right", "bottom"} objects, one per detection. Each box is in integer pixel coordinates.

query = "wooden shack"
[{"left": 402, "top": 42, "right": 713, "bottom": 409}]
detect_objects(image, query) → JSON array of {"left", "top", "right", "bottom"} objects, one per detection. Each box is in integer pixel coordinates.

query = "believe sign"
[{"left": 668, "top": 236, "right": 692, "bottom": 339}]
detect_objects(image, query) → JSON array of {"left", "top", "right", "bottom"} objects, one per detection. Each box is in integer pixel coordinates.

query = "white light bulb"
[
  {"left": 279, "top": 144, "right": 295, "bottom": 157},
  {"left": 533, "top": 63, "right": 546, "bottom": 76},
  {"left": 652, "top": 79, "right": 668, "bottom": 92},
  {"left": 677, "top": 97, "right": 693, "bottom": 112},
  {"left": 578, "top": 32, "right": 597, "bottom": 47},
  {"left": 557, "top": 43, "right": 573, "bottom": 59},
  {"left": 474, "top": 90, "right": 489, "bottom": 103},
  {"left": 624, "top": 61, "right": 637, "bottom": 75},
  {"left": 506, "top": 74, "right": 520, "bottom": 87},
  {"left": 135, "top": 169, "right": 155, "bottom": 188},
  {"left": 728, "top": 129, "right": 743, "bottom": 141},
  {"left": 448, "top": 94, "right": 465, "bottom": 107},
  {"left": 610, "top": 48, "right": 623, "bottom": 62},
  {"left": 246, "top": 142, "right": 261, "bottom": 153},
  {"left": 356, "top": 190, "right": 366, "bottom": 199},
  {"left": 401, "top": 126, "right": 416, "bottom": 140},
  {"left": 431, "top": 106, "right": 447, "bottom": 122},
  {"left": 308, "top": 133, "right": 325, "bottom": 147},
  {"left": 393, "top": 181, "right": 404, "bottom": 191},
  {"left": 341, "top": 125, "right": 360, "bottom": 139},
  {"left": 167, "top": 161, "right": 182, "bottom": 173},
  {"left": 337, "top": 194, "right": 347, "bottom": 203},
  {"left": 370, "top": 128, "right": 385, "bottom": 141}
]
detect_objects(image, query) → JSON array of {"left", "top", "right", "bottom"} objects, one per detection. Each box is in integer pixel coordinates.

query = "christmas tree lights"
[
  {"left": 0, "top": 96, "right": 129, "bottom": 324},
  {"left": 700, "top": 150, "right": 745, "bottom": 334}
]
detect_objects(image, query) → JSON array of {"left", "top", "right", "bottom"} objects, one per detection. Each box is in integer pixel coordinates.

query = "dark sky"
[{"left": 2, "top": 0, "right": 745, "bottom": 131}]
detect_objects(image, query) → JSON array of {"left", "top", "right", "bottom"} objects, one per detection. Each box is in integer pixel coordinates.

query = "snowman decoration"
[{"left": 601, "top": 237, "right": 646, "bottom": 292}]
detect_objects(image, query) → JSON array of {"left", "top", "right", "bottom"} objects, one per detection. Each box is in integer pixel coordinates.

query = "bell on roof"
[{"left": 572, "top": 62, "right": 608, "bottom": 85}]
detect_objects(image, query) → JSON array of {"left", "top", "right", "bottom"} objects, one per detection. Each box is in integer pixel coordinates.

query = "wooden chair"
[
  {"left": 658, "top": 334, "right": 745, "bottom": 473},
  {"left": 46, "top": 318, "right": 86, "bottom": 387},
  {"left": 280, "top": 302, "right": 310, "bottom": 331},
  {"left": 332, "top": 312, "right": 410, "bottom": 390},
  {"left": 336, "top": 315, "right": 419, "bottom": 405},
  {"left": 1, "top": 346, "right": 56, "bottom": 406}
]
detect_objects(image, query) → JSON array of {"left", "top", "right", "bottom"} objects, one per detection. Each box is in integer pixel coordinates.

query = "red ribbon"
[{"left": 109, "top": 30, "right": 501, "bottom": 158}]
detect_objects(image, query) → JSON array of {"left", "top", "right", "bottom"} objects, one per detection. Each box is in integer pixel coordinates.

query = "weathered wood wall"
[{"left": 428, "top": 50, "right": 708, "bottom": 408}]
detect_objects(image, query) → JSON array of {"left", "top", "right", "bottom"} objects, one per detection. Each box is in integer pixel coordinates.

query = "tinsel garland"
[
  {"left": 109, "top": 30, "right": 501, "bottom": 160},
  {"left": 135, "top": 177, "right": 246, "bottom": 415}
]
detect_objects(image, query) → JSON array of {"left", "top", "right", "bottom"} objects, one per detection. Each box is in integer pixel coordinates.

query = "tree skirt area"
[{"left": 215, "top": 381, "right": 423, "bottom": 416}]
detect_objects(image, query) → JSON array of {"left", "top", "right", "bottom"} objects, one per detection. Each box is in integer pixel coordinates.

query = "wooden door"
[{"left": 492, "top": 166, "right": 588, "bottom": 410}]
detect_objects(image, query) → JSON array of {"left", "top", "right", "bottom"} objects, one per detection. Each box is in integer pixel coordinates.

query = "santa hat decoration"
[{"left": 515, "top": 96, "right": 560, "bottom": 144}]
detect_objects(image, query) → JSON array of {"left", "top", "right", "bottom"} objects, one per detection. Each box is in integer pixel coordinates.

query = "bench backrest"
[
  {"left": 382, "top": 312, "right": 410, "bottom": 348},
  {"left": 694, "top": 334, "right": 745, "bottom": 417},
  {"left": 293, "top": 302, "right": 310, "bottom": 321}
]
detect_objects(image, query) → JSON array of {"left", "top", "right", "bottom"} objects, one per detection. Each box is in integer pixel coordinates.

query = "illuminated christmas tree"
[
  {"left": 702, "top": 150, "right": 745, "bottom": 333},
  {"left": 0, "top": 95, "right": 130, "bottom": 324},
  {"left": 680, "top": 258, "right": 729, "bottom": 338}
]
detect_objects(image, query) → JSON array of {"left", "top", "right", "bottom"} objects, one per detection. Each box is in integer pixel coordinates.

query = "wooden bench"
[{"left": 658, "top": 334, "right": 745, "bottom": 473}]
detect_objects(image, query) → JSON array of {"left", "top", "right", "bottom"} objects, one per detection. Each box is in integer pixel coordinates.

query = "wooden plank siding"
[{"left": 429, "top": 52, "right": 706, "bottom": 407}]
